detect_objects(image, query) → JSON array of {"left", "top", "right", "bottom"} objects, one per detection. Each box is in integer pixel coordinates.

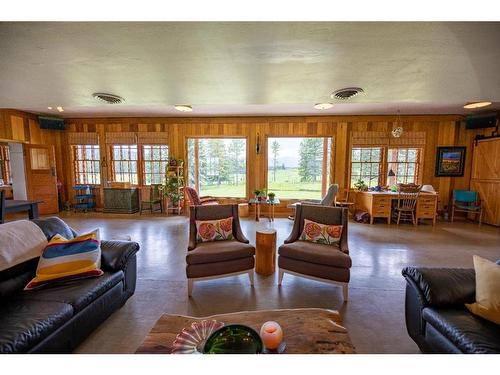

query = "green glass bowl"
[{"left": 203, "top": 324, "right": 263, "bottom": 354}]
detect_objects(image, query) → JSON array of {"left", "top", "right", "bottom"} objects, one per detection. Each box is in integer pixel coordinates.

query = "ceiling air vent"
[
  {"left": 92, "top": 93, "right": 125, "bottom": 104},
  {"left": 331, "top": 87, "right": 364, "bottom": 100}
]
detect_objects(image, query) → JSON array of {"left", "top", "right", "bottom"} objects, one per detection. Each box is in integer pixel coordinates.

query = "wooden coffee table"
[{"left": 136, "top": 308, "right": 355, "bottom": 354}]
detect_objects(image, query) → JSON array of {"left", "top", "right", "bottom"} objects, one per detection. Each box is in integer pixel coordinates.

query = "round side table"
[{"left": 255, "top": 229, "right": 277, "bottom": 276}]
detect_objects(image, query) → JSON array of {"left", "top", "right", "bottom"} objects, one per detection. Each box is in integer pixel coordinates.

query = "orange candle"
[{"left": 260, "top": 321, "right": 283, "bottom": 350}]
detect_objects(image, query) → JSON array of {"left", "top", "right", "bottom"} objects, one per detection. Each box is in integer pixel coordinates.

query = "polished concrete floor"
[{"left": 54, "top": 212, "right": 500, "bottom": 354}]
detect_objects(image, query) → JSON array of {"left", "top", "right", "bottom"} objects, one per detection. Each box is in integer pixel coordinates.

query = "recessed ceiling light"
[
  {"left": 47, "top": 106, "right": 53, "bottom": 110},
  {"left": 174, "top": 105, "right": 193, "bottom": 112},
  {"left": 314, "top": 103, "right": 334, "bottom": 110},
  {"left": 463, "top": 101, "right": 492, "bottom": 109},
  {"left": 56, "top": 106, "right": 64, "bottom": 112}
]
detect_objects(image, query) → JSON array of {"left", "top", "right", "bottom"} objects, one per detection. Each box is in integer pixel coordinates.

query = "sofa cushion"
[
  {"left": 31, "top": 217, "right": 76, "bottom": 241},
  {"left": 0, "top": 299, "right": 73, "bottom": 353},
  {"left": 422, "top": 307, "right": 500, "bottom": 353},
  {"left": 278, "top": 256, "right": 350, "bottom": 282},
  {"left": 195, "top": 217, "right": 234, "bottom": 242},
  {"left": 186, "top": 240, "right": 255, "bottom": 265},
  {"left": 19, "top": 271, "right": 124, "bottom": 313},
  {"left": 278, "top": 241, "right": 352, "bottom": 268},
  {"left": 25, "top": 230, "right": 103, "bottom": 291},
  {"left": 300, "top": 219, "right": 343, "bottom": 247},
  {"left": 186, "top": 257, "right": 255, "bottom": 278}
]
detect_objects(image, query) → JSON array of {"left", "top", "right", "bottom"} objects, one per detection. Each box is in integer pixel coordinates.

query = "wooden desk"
[
  {"left": 356, "top": 191, "right": 437, "bottom": 225},
  {"left": 1, "top": 200, "right": 41, "bottom": 224}
]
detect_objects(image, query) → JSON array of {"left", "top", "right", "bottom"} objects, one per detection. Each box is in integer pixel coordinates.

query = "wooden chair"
[
  {"left": 394, "top": 184, "right": 421, "bottom": 225},
  {"left": 184, "top": 186, "right": 219, "bottom": 206},
  {"left": 335, "top": 189, "right": 355, "bottom": 216},
  {"left": 451, "top": 190, "right": 482, "bottom": 225},
  {"left": 140, "top": 184, "right": 163, "bottom": 214},
  {"left": 278, "top": 204, "right": 351, "bottom": 301},
  {"left": 186, "top": 204, "right": 255, "bottom": 296}
]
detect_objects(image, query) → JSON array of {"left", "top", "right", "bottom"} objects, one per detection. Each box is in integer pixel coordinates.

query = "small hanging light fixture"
[{"left": 392, "top": 110, "right": 404, "bottom": 138}]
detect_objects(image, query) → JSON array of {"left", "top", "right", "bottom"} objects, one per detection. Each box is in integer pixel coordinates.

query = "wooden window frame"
[
  {"left": 186, "top": 136, "right": 249, "bottom": 199},
  {"left": 71, "top": 145, "right": 101, "bottom": 185},
  {"left": 350, "top": 146, "right": 384, "bottom": 188},
  {"left": 142, "top": 144, "right": 169, "bottom": 185},
  {"left": 387, "top": 147, "right": 423, "bottom": 185},
  {"left": 109, "top": 144, "right": 139, "bottom": 185},
  {"left": 0, "top": 145, "right": 11, "bottom": 184},
  {"left": 264, "top": 136, "right": 333, "bottom": 199}
]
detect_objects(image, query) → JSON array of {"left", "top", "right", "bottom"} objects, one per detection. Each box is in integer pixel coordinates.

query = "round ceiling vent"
[
  {"left": 331, "top": 87, "right": 364, "bottom": 100},
  {"left": 92, "top": 93, "right": 125, "bottom": 104}
]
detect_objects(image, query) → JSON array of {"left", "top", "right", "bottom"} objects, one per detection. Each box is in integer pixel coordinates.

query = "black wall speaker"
[
  {"left": 465, "top": 113, "right": 498, "bottom": 130},
  {"left": 38, "top": 116, "right": 65, "bottom": 130}
]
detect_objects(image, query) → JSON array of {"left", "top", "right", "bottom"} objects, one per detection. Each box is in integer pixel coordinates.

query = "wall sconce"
[
  {"left": 388, "top": 168, "right": 395, "bottom": 177},
  {"left": 101, "top": 157, "right": 108, "bottom": 168},
  {"left": 256, "top": 133, "right": 261, "bottom": 154}
]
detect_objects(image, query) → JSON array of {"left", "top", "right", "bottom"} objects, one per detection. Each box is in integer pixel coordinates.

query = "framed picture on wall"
[{"left": 435, "top": 146, "right": 466, "bottom": 177}]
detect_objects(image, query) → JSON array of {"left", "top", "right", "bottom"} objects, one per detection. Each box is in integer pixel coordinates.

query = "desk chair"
[
  {"left": 140, "top": 184, "right": 163, "bottom": 214},
  {"left": 395, "top": 184, "right": 421, "bottom": 225}
]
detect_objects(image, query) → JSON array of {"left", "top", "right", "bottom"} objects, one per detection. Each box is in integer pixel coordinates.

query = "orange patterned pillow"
[
  {"left": 196, "top": 217, "right": 234, "bottom": 242},
  {"left": 300, "top": 219, "right": 343, "bottom": 246}
]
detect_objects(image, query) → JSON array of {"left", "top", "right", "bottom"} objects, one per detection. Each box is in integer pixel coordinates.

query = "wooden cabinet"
[
  {"left": 356, "top": 191, "right": 437, "bottom": 225},
  {"left": 103, "top": 187, "right": 139, "bottom": 213}
]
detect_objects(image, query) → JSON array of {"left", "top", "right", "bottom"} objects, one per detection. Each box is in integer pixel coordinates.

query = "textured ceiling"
[{"left": 0, "top": 22, "right": 499, "bottom": 117}]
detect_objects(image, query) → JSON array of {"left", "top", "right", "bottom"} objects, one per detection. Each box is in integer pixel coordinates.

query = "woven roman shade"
[
  {"left": 389, "top": 131, "right": 426, "bottom": 146},
  {"left": 67, "top": 132, "right": 99, "bottom": 145},
  {"left": 137, "top": 132, "right": 168, "bottom": 145},
  {"left": 351, "top": 131, "right": 389, "bottom": 146},
  {"left": 105, "top": 132, "right": 137, "bottom": 144},
  {"left": 351, "top": 131, "right": 426, "bottom": 147}
]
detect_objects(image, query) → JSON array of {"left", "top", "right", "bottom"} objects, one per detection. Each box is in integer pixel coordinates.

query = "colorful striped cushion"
[{"left": 25, "top": 229, "right": 103, "bottom": 291}]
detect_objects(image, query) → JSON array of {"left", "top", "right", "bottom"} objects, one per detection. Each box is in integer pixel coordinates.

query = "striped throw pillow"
[{"left": 25, "top": 229, "right": 103, "bottom": 290}]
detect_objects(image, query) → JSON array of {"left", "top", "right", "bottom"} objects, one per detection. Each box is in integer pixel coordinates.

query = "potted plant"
[
  {"left": 253, "top": 189, "right": 261, "bottom": 199},
  {"left": 353, "top": 178, "right": 367, "bottom": 192},
  {"left": 268, "top": 192, "right": 276, "bottom": 202}
]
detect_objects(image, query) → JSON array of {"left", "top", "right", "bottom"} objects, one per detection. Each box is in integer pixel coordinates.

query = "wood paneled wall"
[
  {"left": 64, "top": 114, "right": 477, "bottom": 213},
  {"left": 3, "top": 110, "right": 496, "bottom": 217},
  {"left": 0, "top": 109, "right": 66, "bottom": 199}
]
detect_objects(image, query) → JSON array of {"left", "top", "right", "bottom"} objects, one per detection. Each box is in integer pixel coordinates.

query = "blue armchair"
[{"left": 451, "top": 190, "right": 482, "bottom": 225}]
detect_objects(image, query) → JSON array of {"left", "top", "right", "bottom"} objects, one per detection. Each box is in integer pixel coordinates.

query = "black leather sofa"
[
  {"left": 402, "top": 265, "right": 500, "bottom": 353},
  {"left": 0, "top": 217, "right": 140, "bottom": 353}
]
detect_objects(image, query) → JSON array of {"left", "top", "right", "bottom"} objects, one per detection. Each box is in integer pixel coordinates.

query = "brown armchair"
[
  {"left": 278, "top": 204, "right": 351, "bottom": 301},
  {"left": 184, "top": 186, "right": 219, "bottom": 206},
  {"left": 186, "top": 204, "right": 255, "bottom": 297}
]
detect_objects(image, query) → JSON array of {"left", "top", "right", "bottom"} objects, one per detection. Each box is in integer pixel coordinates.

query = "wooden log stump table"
[
  {"left": 255, "top": 229, "right": 277, "bottom": 276},
  {"left": 136, "top": 308, "right": 355, "bottom": 354}
]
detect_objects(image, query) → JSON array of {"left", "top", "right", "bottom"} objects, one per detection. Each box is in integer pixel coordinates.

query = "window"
[
  {"left": 387, "top": 148, "right": 421, "bottom": 185},
  {"left": 0, "top": 145, "right": 11, "bottom": 184},
  {"left": 267, "top": 137, "right": 332, "bottom": 199},
  {"left": 350, "top": 147, "right": 382, "bottom": 188},
  {"left": 187, "top": 138, "right": 247, "bottom": 198},
  {"left": 142, "top": 145, "right": 168, "bottom": 185},
  {"left": 111, "top": 145, "right": 138, "bottom": 184},
  {"left": 72, "top": 145, "right": 101, "bottom": 185}
]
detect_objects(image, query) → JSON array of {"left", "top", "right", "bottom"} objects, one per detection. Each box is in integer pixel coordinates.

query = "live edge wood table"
[{"left": 136, "top": 308, "right": 355, "bottom": 354}]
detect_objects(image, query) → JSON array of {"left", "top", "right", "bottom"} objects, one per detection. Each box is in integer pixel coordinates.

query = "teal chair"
[{"left": 451, "top": 190, "right": 482, "bottom": 225}]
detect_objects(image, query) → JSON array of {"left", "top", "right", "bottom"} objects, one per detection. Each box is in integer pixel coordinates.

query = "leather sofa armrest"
[
  {"left": 402, "top": 267, "right": 476, "bottom": 307},
  {"left": 101, "top": 240, "right": 140, "bottom": 271}
]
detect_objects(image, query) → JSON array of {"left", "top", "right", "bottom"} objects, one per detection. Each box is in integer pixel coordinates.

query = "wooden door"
[
  {"left": 470, "top": 138, "right": 500, "bottom": 226},
  {"left": 24, "top": 144, "right": 59, "bottom": 214}
]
